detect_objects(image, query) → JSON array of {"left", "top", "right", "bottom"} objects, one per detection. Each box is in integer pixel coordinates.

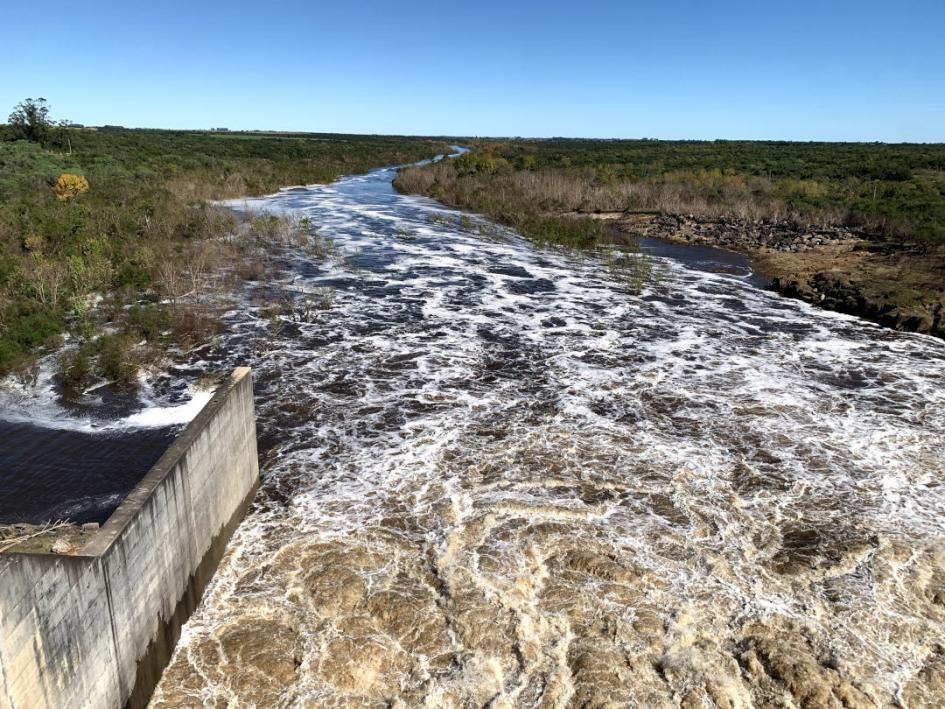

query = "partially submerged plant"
[{"left": 606, "top": 248, "right": 656, "bottom": 295}]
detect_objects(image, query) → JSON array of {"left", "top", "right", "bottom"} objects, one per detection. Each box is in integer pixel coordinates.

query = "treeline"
[
  {"left": 394, "top": 139, "right": 945, "bottom": 245},
  {"left": 0, "top": 107, "right": 448, "bottom": 378}
]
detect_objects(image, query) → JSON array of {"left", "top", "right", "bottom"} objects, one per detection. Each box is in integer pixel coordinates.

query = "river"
[{"left": 87, "top": 159, "right": 945, "bottom": 706}]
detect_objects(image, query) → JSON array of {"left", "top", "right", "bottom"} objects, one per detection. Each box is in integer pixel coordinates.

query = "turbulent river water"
[{"left": 138, "top": 161, "right": 945, "bottom": 707}]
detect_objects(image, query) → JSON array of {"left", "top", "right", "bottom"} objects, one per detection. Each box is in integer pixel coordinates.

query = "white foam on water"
[
  {"left": 0, "top": 357, "right": 215, "bottom": 432},
  {"left": 145, "top": 163, "right": 945, "bottom": 707},
  {"left": 116, "top": 388, "right": 215, "bottom": 428}
]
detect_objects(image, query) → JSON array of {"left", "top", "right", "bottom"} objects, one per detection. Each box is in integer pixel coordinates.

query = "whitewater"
[{"left": 122, "top": 160, "right": 945, "bottom": 707}]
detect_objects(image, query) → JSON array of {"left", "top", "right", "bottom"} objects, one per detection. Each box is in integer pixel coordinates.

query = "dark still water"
[
  {"left": 0, "top": 422, "right": 175, "bottom": 524},
  {"left": 0, "top": 371, "right": 213, "bottom": 525},
  {"left": 144, "top": 162, "right": 945, "bottom": 706}
]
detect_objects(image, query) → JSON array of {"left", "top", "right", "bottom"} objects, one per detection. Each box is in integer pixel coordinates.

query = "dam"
[{"left": 0, "top": 367, "right": 258, "bottom": 709}]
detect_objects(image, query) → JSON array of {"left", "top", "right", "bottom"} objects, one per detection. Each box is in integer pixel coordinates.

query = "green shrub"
[
  {"left": 0, "top": 302, "right": 63, "bottom": 372},
  {"left": 97, "top": 334, "right": 138, "bottom": 387},
  {"left": 524, "top": 215, "right": 602, "bottom": 247},
  {"left": 2, "top": 302, "right": 62, "bottom": 350},
  {"left": 127, "top": 304, "right": 171, "bottom": 341},
  {"left": 58, "top": 344, "right": 93, "bottom": 394},
  {"left": 114, "top": 259, "right": 152, "bottom": 290}
]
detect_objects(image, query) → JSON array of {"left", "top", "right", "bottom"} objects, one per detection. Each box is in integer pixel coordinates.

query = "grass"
[{"left": 395, "top": 156, "right": 606, "bottom": 247}]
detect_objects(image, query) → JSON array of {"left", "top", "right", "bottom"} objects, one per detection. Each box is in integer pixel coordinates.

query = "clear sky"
[{"left": 3, "top": 0, "right": 943, "bottom": 141}]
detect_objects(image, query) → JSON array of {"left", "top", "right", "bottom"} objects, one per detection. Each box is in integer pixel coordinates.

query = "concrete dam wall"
[{"left": 0, "top": 368, "right": 259, "bottom": 709}]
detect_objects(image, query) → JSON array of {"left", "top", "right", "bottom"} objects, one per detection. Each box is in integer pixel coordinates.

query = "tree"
[
  {"left": 28, "top": 259, "right": 68, "bottom": 309},
  {"left": 8, "top": 98, "right": 52, "bottom": 144},
  {"left": 56, "top": 119, "right": 73, "bottom": 154}
]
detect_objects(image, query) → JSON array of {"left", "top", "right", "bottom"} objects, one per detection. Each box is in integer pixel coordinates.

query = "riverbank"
[
  {"left": 605, "top": 212, "right": 945, "bottom": 337},
  {"left": 393, "top": 139, "right": 945, "bottom": 338},
  {"left": 0, "top": 121, "right": 450, "bottom": 380}
]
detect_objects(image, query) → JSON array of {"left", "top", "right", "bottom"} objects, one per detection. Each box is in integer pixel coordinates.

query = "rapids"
[{"left": 148, "top": 163, "right": 945, "bottom": 707}]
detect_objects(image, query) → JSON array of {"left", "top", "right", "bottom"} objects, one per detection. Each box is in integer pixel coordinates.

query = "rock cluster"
[
  {"left": 641, "top": 213, "right": 860, "bottom": 253},
  {"left": 620, "top": 213, "right": 945, "bottom": 338}
]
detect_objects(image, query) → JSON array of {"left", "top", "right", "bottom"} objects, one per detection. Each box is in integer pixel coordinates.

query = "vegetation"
[
  {"left": 393, "top": 139, "right": 945, "bottom": 336},
  {"left": 8, "top": 99, "right": 57, "bottom": 146},
  {"left": 397, "top": 152, "right": 603, "bottom": 247},
  {"left": 394, "top": 139, "right": 945, "bottom": 245},
  {"left": 0, "top": 101, "right": 449, "bottom": 380}
]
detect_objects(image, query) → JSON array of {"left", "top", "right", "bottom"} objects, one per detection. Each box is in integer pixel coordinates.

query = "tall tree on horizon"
[{"left": 8, "top": 97, "right": 52, "bottom": 144}]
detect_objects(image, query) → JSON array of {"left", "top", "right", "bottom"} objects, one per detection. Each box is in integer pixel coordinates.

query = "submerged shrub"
[
  {"left": 58, "top": 345, "right": 93, "bottom": 394},
  {"left": 97, "top": 334, "right": 139, "bottom": 387},
  {"left": 127, "top": 304, "right": 172, "bottom": 342},
  {"left": 56, "top": 334, "right": 146, "bottom": 393},
  {"left": 171, "top": 305, "right": 225, "bottom": 349},
  {"left": 518, "top": 214, "right": 603, "bottom": 248},
  {"left": 316, "top": 286, "right": 335, "bottom": 310}
]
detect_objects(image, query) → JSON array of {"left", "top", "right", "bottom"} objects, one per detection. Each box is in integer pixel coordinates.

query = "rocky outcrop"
[
  {"left": 611, "top": 212, "right": 945, "bottom": 339},
  {"left": 771, "top": 272, "right": 945, "bottom": 336},
  {"left": 632, "top": 212, "right": 862, "bottom": 253}
]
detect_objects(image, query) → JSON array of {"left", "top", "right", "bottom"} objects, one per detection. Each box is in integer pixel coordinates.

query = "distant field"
[{"left": 472, "top": 138, "right": 945, "bottom": 180}]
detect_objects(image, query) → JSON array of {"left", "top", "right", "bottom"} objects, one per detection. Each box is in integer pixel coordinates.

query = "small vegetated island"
[
  {"left": 0, "top": 98, "right": 450, "bottom": 385},
  {"left": 395, "top": 138, "right": 945, "bottom": 336}
]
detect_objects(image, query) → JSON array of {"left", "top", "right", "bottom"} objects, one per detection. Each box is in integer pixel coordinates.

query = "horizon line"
[{"left": 19, "top": 124, "right": 944, "bottom": 146}]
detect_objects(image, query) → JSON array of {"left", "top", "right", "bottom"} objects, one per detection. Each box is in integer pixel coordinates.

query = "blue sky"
[{"left": 3, "top": 0, "right": 943, "bottom": 141}]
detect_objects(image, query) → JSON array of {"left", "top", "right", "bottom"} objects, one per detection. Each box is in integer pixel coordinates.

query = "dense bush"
[
  {"left": 0, "top": 119, "right": 449, "bottom": 375},
  {"left": 395, "top": 140, "right": 945, "bottom": 247}
]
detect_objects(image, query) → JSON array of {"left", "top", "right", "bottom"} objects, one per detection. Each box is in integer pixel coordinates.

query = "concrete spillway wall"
[{"left": 0, "top": 367, "right": 259, "bottom": 709}]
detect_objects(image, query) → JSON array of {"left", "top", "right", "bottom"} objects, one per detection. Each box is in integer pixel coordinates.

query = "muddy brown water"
[{"left": 133, "top": 163, "right": 945, "bottom": 707}]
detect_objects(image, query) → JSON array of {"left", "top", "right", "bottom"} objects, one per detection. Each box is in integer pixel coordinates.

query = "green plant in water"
[
  {"left": 58, "top": 344, "right": 93, "bottom": 395},
  {"left": 306, "top": 233, "right": 341, "bottom": 262},
  {"left": 251, "top": 215, "right": 284, "bottom": 239},
  {"left": 97, "top": 334, "right": 139, "bottom": 388},
  {"left": 607, "top": 249, "right": 655, "bottom": 295},
  {"left": 315, "top": 286, "right": 335, "bottom": 310}
]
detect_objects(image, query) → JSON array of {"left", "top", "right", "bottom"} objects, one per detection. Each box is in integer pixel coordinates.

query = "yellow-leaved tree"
[{"left": 53, "top": 173, "right": 89, "bottom": 201}]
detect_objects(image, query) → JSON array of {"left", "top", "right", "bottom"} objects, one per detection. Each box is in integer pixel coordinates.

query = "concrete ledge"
[{"left": 0, "top": 368, "right": 259, "bottom": 709}]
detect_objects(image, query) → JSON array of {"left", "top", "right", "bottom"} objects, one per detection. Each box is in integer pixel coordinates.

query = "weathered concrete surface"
[{"left": 0, "top": 368, "right": 259, "bottom": 709}]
